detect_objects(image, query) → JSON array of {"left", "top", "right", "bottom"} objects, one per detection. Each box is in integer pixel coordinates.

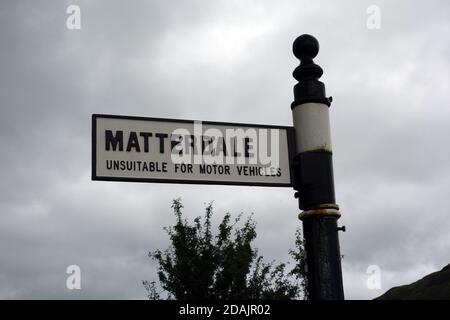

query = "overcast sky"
[{"left": 1, "top": 0, "right": 449, "bottom": 299}]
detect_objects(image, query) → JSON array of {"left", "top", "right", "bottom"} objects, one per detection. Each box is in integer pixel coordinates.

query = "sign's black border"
[{"left": 92, "top": 114, "right": 296, "bottom": 187}]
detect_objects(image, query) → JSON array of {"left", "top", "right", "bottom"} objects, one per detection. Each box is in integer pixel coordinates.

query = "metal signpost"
[
  {"left": 291, "top": 35, "right": 345, "bottom": 299},
  {"left": 92, "top": 34, "right": 345, "bottom": 300}
]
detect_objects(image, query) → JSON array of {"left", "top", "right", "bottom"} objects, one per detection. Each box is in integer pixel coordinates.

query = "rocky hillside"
[{"left": 376, "top": 263, "right": 450, "bottom": 300}]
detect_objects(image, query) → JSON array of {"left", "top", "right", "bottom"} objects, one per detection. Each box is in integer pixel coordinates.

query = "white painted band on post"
[{"left": 292, "top": 102, "right": 332, "bottom": 153}]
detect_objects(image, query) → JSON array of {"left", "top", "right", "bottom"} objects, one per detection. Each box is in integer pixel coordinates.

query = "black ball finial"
[
  {"left": 293, "top": 34, "right": 319, "bottom": 61},
  {"left": 291, "top": 34, "right": 331, "bottom": 108},
  {"left": 292, "top": 34, "right": 323, "bottom": 81}
]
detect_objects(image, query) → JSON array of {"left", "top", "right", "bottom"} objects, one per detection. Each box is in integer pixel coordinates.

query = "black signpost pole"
[{"left": 291, "top": 34, "right": 345, "bottom": 300}]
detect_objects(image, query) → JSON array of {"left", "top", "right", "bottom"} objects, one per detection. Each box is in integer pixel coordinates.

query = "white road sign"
[{"left": 92, "top": 114, "right": 295, "bottom": 187}]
